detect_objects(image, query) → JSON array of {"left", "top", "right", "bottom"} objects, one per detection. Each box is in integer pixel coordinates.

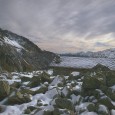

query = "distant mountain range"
[
  {"left": 61, "top": 48, "right": 115, "bottom": 58},
  {"left": 0, "top": 28, "right": 59, "bottom": 72}
]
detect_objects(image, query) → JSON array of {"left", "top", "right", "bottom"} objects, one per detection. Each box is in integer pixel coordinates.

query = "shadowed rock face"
[{"left": 0, "top": 28, "right": 58, "bottom": 72}]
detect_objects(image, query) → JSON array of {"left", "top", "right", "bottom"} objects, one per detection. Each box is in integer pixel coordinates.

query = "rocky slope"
[
  {"left": 61, "top": 48, "right": 115, "bottom": 58},
  {"left": 0, "top": 64, "right": 114, "bottom": 115},
  {"left": 0, "top": 28, "right": 59, "bottom": 72}
]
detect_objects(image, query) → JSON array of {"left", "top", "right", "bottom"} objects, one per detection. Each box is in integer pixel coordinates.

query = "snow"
[
  {"left": 80, "top": 112, "right": 98, "bottom": 115},
  {"left": 75, "top": 102, "right": 93, "bottom": 113},
  {"left": 64, "top": 76, "right": 69, "bottom": 80},
  {"left": 44, "top": 105, "right": 54, "bottom": 111},
  {"left": 62, "top": 87, "right": 68, "bottom": 96},
  {"left": 63, "top": 48, "right": 115, "bottom": 59},
  {"left": 110, "top": 85, "right": 115, "bottom": 91},
  {"left": 20, "top": 73, "right": 33, "bottom": 78},
  {"left": 4, "top": 37, "right": 23, "bottom": 49},
  {"left": 1, "top": 106, "right": 21, "bottom": 115},
  {"left": 73, "top": 85, "right": 81, "bottom": 91},
  {"left": 71, "top": 71, "right": 80, "bottom": 76},
  {"left": 50, "top": 76, "right": 63, "bottom": 87},
  {"left": 45, "top": 88, "right": 58, "bottom": 99},
  {"left": 71, "top": 94, "right": 82, "bottom": 105},
  {"left": 98, "top": 105, "right": 108, "bottom": 113},
  {"left": 1, "top": 92, "right": 52, "bottom": 115},
  {"left": 111, "top": 109, "right": 115, "bottom": 115},
  {"left": 46, "top": 69, "right": 53, "bottom": 75},
  {"left": 0, "top": 69, "right": 114, "bottom": 115},
  {"left": 6, "top": 79, "right": 21, "bottom": 85},
  {"left": 30, "top": 86, "right": 41, "bottom": 91},
  {"left": 51, "top": 56, "right": 115, "bottom": 70}
]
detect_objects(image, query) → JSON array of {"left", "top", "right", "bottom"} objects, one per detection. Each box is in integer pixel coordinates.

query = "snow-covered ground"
[
  {"left": 51, "top": 56, "right": 115, "bottom": 70},
  {"left": 4, "top": 37, "right": 23, "bottom": 49},
  {"left": 0, "top": 69, "right": 115, "bottom": 115}
]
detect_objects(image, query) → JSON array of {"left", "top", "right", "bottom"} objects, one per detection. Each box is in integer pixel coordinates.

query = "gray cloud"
[{"left": 0, "top": 0, "right": 115, "bottom": 53}]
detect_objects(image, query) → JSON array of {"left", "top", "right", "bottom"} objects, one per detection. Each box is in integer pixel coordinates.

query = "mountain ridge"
[
  {"left": 61, "top": 48, "right": 115, "bottom": 58},
  {"left": 0, "top": 28, "right": 59, "bottom": 72}
]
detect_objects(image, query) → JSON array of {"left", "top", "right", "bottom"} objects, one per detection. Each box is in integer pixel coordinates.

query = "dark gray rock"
[{"left": 0, "top": 28, "right": 59, "bottom": 72}]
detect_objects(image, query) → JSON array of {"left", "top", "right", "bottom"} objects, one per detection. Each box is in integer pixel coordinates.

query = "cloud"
[{"left": 0, "top": 0, "right": 115, "bottom": 53}]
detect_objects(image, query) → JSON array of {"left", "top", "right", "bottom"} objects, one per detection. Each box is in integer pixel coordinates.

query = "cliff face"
[{"left": 0, "top": 28, "right": 58, "bottom": 72}]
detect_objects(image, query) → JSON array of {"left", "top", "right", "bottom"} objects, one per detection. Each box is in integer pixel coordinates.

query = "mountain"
[
  {"left": 61, "top": 48, "right": 115, "bottom": 58},
  {"left": 0, "top": 28, "right": 59, "bottom": 72}
]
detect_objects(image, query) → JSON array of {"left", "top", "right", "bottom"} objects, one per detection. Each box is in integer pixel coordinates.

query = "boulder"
[
  {"left": 27, "top": 72, "right": 51, "bottom": 88},
  {"left": 97, "top": 104, "right": 110, "bottom": 115},
  {"left": 20, "top": 76, "right": 31, "bottom": 82},
  {"left": 35, "top": 86, "right": 48, "bottom": 94},
  {"left": 82, "top": 77, "right": 101, "bottom": 96},
  {"left": 0, "top": 80, "right": 10, "bottom": 100},
  {"left": 8, "top": 91, "right": 32, "bottom": 105},
  {"left": 27, "top": 75, "right": 42, "bottom": 88},
  {"left": 87, "top": 103, "right": 96, "bottom": 112},
  {"left": 99, "top": 97, "right": 115, "bottom": 110},
  {"left": 92, "top": 64, "right": 110, "bottom": 72},
  {"left": 20, "top": 88, "right": 35, "bottom": 95},
  {"left": 55, "top": 98, "right": 74, "bottom": 111}
]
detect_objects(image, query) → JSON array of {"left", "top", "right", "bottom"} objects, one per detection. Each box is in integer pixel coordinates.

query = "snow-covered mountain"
[
  {"left": 0, "top": 28, "right": 58, "bottom": 72},
  {"left": 61, "top": 48, "right": 115, "bottom": 58}
]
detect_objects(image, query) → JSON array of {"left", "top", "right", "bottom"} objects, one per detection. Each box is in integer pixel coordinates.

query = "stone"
[
  {"left": 8, "top": 91, "right": 32, "bottom": 105},
  {"left": 55, "top": 98, "right": 74, "bottom": 111},
  {"left": 0, "top": 80, "right": 10, "bottom": 100},
  {"left": 99, "top": 97, "right": 115, "bottom": 110}
]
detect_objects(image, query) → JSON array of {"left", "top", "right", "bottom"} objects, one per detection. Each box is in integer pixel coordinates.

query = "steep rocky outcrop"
[{"left": 0, "top": 28, "right": 59, "bottom": 72}]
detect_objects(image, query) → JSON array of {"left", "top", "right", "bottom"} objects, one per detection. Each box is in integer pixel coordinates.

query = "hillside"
[{"left": 0, "top": 28, "right": 58, "bottom": 72}]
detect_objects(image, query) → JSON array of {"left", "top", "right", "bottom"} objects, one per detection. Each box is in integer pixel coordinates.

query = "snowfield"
[{"left": 51, "top": 56, "right": 115, "bottom": 70}]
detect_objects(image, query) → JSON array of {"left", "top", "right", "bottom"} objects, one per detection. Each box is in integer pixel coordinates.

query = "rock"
[
  {"left": 55, "top": 98, "right": 74, "bottom": 111},
  {"left": 27, "top": 75, "right": 42, "bottom": 88},
  {"left": 82, "top": 77, "right": 101, "bottom": 96},
  {"left": 0, "top": 105, "right": 6, "bottom": 113},
  {"left": 53, "top": 108, "right": 60, "bottom": 115},
  {"left": 0, "top": 28, "right": 57, "bottom": 72},
  {"left": 0, "top": 80, "right": 10, "bottom": 100},
  {"left": 35, "top": 86, "right": 48, "bottom": 94},
  {"left": 8, "top": 91, "right": 32, "bottom": 105},
  {"left": 20, "top": 88, "right": 35, "bottom": 95},
  {"left": 21, "top": 76, "right": 31, "bottom": 82},
  {"left": 43, "top": 110, "right": 53, "bottom": 115},
  {"left": 27, "top": 106, "right": 37, "bottom": 111},
  {"left": 53, "top": 56, "right": 61, "bottom": 64},
  {"left": 27, "top": 72, "right": 51, "bottom": 88},
  {"left": 24, "top": 109, "right": 31, "bottom": 114},
  {"left": 106, "top": 73, "right": 115, "bottom": 87},
  {"left": 61, "top": 86, "right": 70, "bottom": 97},
  {"left": 87, "top": 103, "right": 96, "bottom": 112},
  {"left": 99, "top": 97, "right": 115, "bottom": 110},
  {"left": 82, "top": 77, "right": 101, "bottom": 90},
  {"left": 70, "top": 94, "right": 83, "bottom": 105},
  {"left": 40, "top": 72, "right": 51, "bottom": 83},
  {"left": 45, "top": 88, "right": 59, "bottom": 99},
  {"left": 24, "top": 106, "right": 37, "bottom": 114},
  {"left": 97, "top": 104, "right": 110, "bottom": 115},
  {"left": 100, "top": 85, "right": 115, "bottom": 101},
  {"left": 10, "top": 81, "right": 21, "bottom": 88},
  {"left": 92, "top": 64, "right": 110, "bottom": 72}
]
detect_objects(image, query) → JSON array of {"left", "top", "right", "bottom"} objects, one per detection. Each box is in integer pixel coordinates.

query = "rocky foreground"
[{"left": 0, "top": 64, "right": 115, "bottom": 115}]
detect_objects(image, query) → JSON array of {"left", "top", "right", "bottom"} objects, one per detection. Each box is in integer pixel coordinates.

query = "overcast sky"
[{"left": 0, "top": 0, "right": 115, "bottom": 53}]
